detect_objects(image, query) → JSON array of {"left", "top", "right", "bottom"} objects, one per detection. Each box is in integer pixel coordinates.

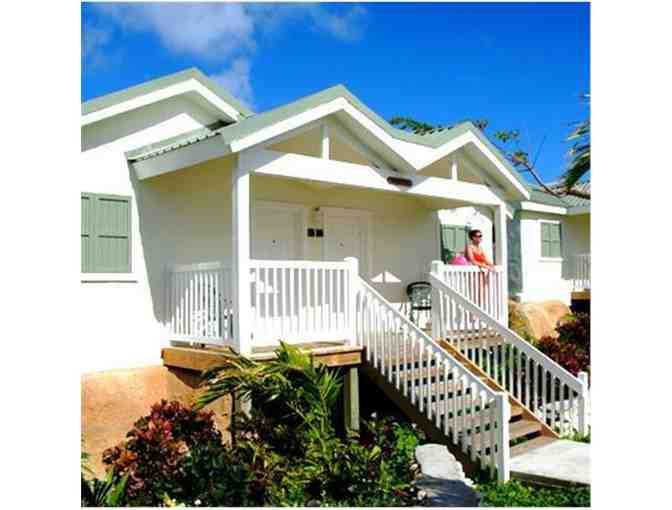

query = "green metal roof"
[
  {"left": 523, "top": 181, "right": 590, "bottom": 213},
  {"left": 82, "top": 67, "right": 254, "bottom": 118},
  {"left": 122, "top": 74, "right": 530, "bottom": 193}
]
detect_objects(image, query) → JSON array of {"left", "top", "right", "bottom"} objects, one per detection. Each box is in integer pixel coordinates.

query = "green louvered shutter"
[
  {"left": 441, "top": 225, "right": 468, "bottom": 262},
  {"left": 550, "top": 223, "right": 562, "bottom": 258},
  {"left": 541, "top": 222, "right": 562, "bottom": 258},
  {"left": 81, "top": 194, "right": 93, "bottom": 272},
  {"left": 81, "top": 193, "right": 132, "bottom": 273}
]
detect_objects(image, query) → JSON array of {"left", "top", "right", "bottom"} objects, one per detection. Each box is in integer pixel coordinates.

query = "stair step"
[
  {"left": 510, "top": 435, "right": 558, "bottom": 458},
  {"left": 510, "top": 405, "right": 524, "bottom": 420},
  {"left": 462, "top": 418, "right": 542, "bottom": 453},
  {"left": 509, "top": 419, "right": 543, "bottom": 441}
]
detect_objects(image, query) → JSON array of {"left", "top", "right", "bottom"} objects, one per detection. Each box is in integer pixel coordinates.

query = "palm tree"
[
  {"left": 195, "top": 342, "right": 342, "bottom": 437},
  {"left": 562, "top": 94, "right": 590, "bottom": 195}
]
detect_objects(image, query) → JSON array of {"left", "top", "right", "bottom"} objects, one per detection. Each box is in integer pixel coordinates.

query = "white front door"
[
  {"left": 323, "top": 209, "right": 370, "bottom": 276},
  {"left": 252, "top": 203, "right": 302, "bottom": 260}
]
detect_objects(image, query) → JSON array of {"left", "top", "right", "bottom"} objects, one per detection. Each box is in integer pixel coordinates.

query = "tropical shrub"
[
  {"left": 92, "top": 343, "right": 424, "bottom": 506},
  {"left": 102, "top": 400, "right": 223, "bottom": 506},
  {"left": 195, "top": 343, "right": 423, "bottom": 506},
  {"left": 555, "top": 312, "right": 590, "bottom": 351},
  {"left": 537, "top": 313, "right": 590, "bottom": 375}
]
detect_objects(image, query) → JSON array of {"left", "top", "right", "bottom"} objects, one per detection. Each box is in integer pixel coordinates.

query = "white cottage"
[
  {"left": 81, "top": 68, "right": 529, "bottom": 371},
  {"left": 81, "top": 69, "right": 590, "bottom": 482}
]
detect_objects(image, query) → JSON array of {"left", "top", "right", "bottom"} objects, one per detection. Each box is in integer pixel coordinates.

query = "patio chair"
[{"left": 406, "top": 281, "right": 432, "bottom": 325}]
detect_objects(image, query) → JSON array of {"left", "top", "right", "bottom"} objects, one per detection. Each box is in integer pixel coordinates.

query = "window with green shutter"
[
  {"left": 540, "top": 222, "right": 562, "bottom": 258},
  {"left": 440, "top": 224, "right": 468, "bottom": 263},
  {"left": 81, "top": 193, "right": 132, "bottom": 273}
]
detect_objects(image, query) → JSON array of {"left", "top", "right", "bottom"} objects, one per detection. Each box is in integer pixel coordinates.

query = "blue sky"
[{"left": 82, "top": 2, "right": 589, "bottom": 182}]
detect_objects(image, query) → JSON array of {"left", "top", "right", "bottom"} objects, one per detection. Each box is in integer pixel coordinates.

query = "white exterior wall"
[
  {"left": 141, "top": 160, "right": 443, "bottom": 302},
  {"left": 517, "top": 210, "right": 590, "bottom": 304},
  {"left": 438, "top": 206, "right": 495, "bottom": 261},
  {"left": 80, "top": 96, "right": 222, "bottom": 373}
]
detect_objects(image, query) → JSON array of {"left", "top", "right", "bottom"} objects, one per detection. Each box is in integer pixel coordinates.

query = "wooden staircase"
[
  {"left": 362, "top": 337, "right": 559, "bottom": 478},
  {"left": 355, "top": 273, "right": 589, "bottom": 482}
]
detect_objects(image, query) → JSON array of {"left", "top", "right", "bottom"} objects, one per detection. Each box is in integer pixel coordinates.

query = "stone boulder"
[{"left": 516, "top": 300, "right": 571, "bottom": 340}]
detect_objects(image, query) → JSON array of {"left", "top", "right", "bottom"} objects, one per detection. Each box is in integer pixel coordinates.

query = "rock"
[
  {"left": 414, "top": 444, "right": 480, "bottom": 507},
  {"left": 518, "top": 300, "right": 571, "bottom": 340}
]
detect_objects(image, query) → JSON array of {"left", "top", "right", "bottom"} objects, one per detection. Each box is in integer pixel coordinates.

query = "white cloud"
[
  {"left": 85, "top": 3, "right": 368, "bottom": 107},
  {"left": 211, "top": 57, "right": 254, "bottom": 109},
  {"left": 95, "top": 2, "right": 256, "bottom": 59}
]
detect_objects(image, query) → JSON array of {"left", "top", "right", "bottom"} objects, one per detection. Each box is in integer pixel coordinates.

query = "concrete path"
[
  {"left": 510, "top": 440, "right": 590, "bottom": 486},
  {"left": 415, "top": 444, "right": 480, "bottom": 507}
]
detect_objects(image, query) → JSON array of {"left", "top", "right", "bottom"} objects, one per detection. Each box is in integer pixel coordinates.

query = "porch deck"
[{"left": 162, "top": 341, "right": 364, "bottom": 372}]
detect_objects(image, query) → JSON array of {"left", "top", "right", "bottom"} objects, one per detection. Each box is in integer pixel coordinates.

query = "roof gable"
[
  {"left": 119, "top": 69, "right": 532, "bottom": 200},
  {"left": 81, "top": 68, "right": 253, "bottom": 125}
]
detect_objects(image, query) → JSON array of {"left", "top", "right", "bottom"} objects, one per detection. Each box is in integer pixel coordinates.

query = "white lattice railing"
[
  {"left": 573, "top": 254, "right": 591, "bottom": 291},
  {"left": 356, "top": 277, "right": 511, "bottom": 481},
  {"left": 250, "top": 259, "right": 356, "bottom": 345},
  {"left": 166, "top": 262, "right": 233, "bottom": 343},
  {"left": 430, "top": 262, "right": 589, "bottom": 436},
  {"left": 435, "top": 265, "right": 507, "bottom": 325}
]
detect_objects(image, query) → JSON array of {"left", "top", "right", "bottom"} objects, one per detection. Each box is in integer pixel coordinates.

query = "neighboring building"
[{"left": 508, "top": 183, "right": 590, "bottom": 304}]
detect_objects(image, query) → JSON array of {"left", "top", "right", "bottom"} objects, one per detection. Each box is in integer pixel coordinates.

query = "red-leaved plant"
[
  {"left": 537, "top": 313, "right": 590, "bottom": 376},
  {"left": 102, "top": 400, "right": 221, "bottom": 506}
]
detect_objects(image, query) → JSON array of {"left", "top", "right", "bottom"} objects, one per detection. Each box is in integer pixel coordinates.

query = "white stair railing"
[
  {"left": 356, "top": 277, "right": 510, "bottom": 481},
  {"left": 165, "top": 262, "right": 233, "bottom": 344},
  {"left": 435, "top": 265, "right": 507, "bottom": 325},
  {"left": 430, "top": 261, "right": 589, "bottom": 436},
  {"left": 573, "top": 254, "right": 591, "bottom": 291}
]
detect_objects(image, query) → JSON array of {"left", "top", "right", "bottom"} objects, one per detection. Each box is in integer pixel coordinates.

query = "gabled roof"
[
  {"left": 124, "top": 79, "right": 530, "bottom": 197},
  {"left": 82, "top": 68, "right": 254, "bottom": 123}
]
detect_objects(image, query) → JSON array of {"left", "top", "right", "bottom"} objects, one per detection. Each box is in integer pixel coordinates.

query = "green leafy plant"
[
  {"left": 194, "top": 342, "right": 423, "bottom": 506},
  {"left": 477, "top": 479, "right": 590, "bottom": 507},
  {"left": 81, "top": 469, "right": 129, "bottom": 507}
]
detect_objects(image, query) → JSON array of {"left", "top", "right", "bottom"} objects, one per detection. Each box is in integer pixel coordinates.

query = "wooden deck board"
[{"left": 162, "top": 342, "right": 363, "bottom": 372}]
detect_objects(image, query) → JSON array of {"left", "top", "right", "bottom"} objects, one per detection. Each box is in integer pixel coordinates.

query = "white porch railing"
[
  {"left": 573, "top": 253, "right": 591, "bottom": 291},
  {"left": 166, "top": 262, "right": 233, "bottom": 344},
  {"left": 166, "top": 258, "right": 357, "bottom": 347},
  {"left": 250, "top": 259, "right": 356, "bottom": 345},
  {"left": 430, "top": 263, "right": 589, "bottom": 436},
  {"left": 433, "top": 264, "right": 507, "bottom": 325},
  {"left": 356, "top": 277, "right": 510, "bottom": 481}
]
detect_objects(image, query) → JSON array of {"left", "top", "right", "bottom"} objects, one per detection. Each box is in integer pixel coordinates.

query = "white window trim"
[
  {"left": 81, "top": 274, "right": 139, "bottom": 283},
  {"left": 539, "top": 219, "right": 563, "bottom": 262}
]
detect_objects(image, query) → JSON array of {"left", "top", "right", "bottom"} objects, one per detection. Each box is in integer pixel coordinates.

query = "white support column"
[
  {"left": 344, "top": 257, "right": 359, "bottom": 345},
  {"left": 232, "top": 155, "right": 252, "bottom": 356},
  {"left": 494, "top": 203, "right": 509, "bottom": 324},
  {"left": 321, "top": 123, "right": 330, "bottom": 159},
  {"left": 430, "top": 260, "right": 444, "bottom": 340},
  {"left": 450, "top": 157, "right": 458, "bottom": 180}
]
